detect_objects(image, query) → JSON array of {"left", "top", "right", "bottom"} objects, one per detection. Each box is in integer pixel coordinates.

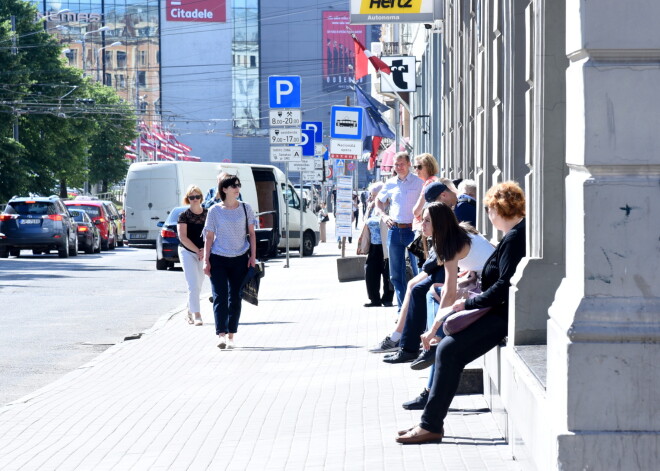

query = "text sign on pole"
[
  {"left": 270, "top": 146, "right": 302, "bottom": 162},
  {"left": 270, "top": 128, "right": 301, "bottom": 144},
  {"left": 269, "top": 109, "right": 302, "bottom": 126},
  {"left": 330, "top": 138, "right": 361, "bottom": 160},
  {"left": 335, "top": 176, "right": 353, "bottom": 237},
  {"left": 302, "top": 121, "right": 323, "bottom": 143},
  {"left": 302, "top": 170, "right": 323, "bottom": 182},
  {"left": 314, "top": 143, "right": 327, "bottom": 155},
  {"left": 289, "top": 158, "right": 315, "bottom": 172},
  {"left": 268, "top": 76, "right": 301, "bottom": 108},
  {"left": 330, "top": 105, "right": 363, "bottom": 139}
]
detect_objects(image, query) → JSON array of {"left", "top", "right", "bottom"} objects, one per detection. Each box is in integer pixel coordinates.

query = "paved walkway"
[{"left": 0, "top": 225, "right": 520, "bottom": 470}]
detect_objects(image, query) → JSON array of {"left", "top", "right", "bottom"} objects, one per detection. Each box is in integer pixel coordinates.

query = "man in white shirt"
[{"left": 376, "top": 152, "right": 423, "bottom": 311}]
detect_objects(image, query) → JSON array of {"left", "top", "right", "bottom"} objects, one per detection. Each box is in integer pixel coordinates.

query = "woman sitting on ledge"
[{"left": 396, "top": 181, "right": 527, "bottom": 444}]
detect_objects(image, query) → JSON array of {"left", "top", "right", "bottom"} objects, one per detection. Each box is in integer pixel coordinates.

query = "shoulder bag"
[
  {"left": 356, "top": 224, "right": 371, "bottom": 255},
  {"left": 441, "top": 287, "right": 491, "bottom": 336}
]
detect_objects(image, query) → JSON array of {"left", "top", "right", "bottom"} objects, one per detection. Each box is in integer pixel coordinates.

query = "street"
[{"left": 0, "top": 246, "right": 200, "bottom": 405}]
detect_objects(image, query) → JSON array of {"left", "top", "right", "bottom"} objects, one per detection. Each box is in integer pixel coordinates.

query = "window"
[
  {"left": 138, "top": 71, "right": 146, "bottom": 87},
  {"left": 104, "top": 73, "right": 112, "bottom": 86},
  {"left": 283, "top": 185, "right": 300, "bottom": 210},
  {"left": 65, "top": 49, "right": 77, "bottom": 67},
  {"left": 139, "top": 50, "right": 147, "bottom": 66},
  {"left": 116, "top": 51, "right": 127, "bottom": 68},
  {"left": 115, "top": 74, "right": 126, "bottom": 89},
  {"left": 104, "top": 50, "right": 113, "bottom": 68},
  {"left": 250, "top": 55, "right": 256, "bottom": 67},
  {"left": 140, "top": 101, "right": 148, "bottom": 114}
]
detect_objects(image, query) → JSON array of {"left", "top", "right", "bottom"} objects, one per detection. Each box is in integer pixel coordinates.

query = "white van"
[{"left": 123, "top": 161, "right": 320, "bottom": 256}]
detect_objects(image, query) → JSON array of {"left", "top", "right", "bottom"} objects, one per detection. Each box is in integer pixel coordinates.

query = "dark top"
[
  {"left": 465, "top": 218, "right": 526, "bottom": 317},
  {"left": 422, "top": 249, "right": 446, "bottom": 284},
  {"left": 177, "top": 208, "right": 208, "bottom": 252},
  {"left": 454, "top": 195, "right": 477, "bottom": 226}
]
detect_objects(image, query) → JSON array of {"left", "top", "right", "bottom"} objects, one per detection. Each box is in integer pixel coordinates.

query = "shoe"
[
  {"left": 395, "top": 426, "right": 443, "bottom": 444},
  {"left": 217, "top": 336, "right": 227, "bottom": 349},
  {"left": 227, "top": 338, "right": 235, "bottom": 349},
  {"left": 410, "top": 345, "right": 436, "bottom": 371},
  {"left": 364, "top": 302, "right": 382, "bottom": 307},
  {"left": 194, "top": 314, "right": 203, "bottom": 326},
  {"left": 398, "top": 424, "right": 442, "bottom": 436},
  {"left": 381, "top": 301, "right": 394, "bottom": 307},
  {"left": 382, "top": 349, "right": 418, "bottom": 364},
  {"left": 402, "top": 389, "right": 430, "bottom": 410},
  {"left": 186, "top": 311, "right": 194, "bottom": 325},
  {"left": 368, "top": 336, "right": 399, "bottom": 353}
]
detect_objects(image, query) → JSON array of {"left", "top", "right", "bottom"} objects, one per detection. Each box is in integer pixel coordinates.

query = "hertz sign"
[
  {"left": 350, "top": 0, "right": 437, "bottom": 24},
  {"left": 166, "top": 0, "right": 226, "bottom": 23}
]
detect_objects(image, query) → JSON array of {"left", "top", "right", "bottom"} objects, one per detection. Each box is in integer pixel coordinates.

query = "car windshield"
[
  {"left": 7, "top": 202, "right": 55, "bottom": 216},
  {"left": 165, "top": 207, "right": 189, "bottom": 226},
  {"left": 68, "top": 205, "right": 101, "bottom": 218},
  {"left": 69, "top": 211, "right": 87, "bottom": 222}
]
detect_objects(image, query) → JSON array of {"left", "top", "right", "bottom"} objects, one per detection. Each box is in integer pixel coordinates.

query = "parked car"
[
  {"left": 98, "top": 200, "right": 124, "bottom": 247},
  {"left": 156, "top": 206, "right": 188, "bottom": 270},
  {"left": 64, "top": 198, "right": 117, "bottom": 250},
  {"left": 0, "top": 195, "right": 78, "bottom": 258},
  {"left": 68, "top": 208, "right": 101, "bottom": 254}
]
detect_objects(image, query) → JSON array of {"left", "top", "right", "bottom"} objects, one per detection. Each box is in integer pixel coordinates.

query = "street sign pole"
[
  {"left": 299, "top": 178, "right": 303, "bottom": 258},
  {"left": 285, "top": 163, "right": 290, "bottom": 268}
]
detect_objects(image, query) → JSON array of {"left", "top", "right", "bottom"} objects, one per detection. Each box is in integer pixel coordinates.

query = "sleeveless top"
[
  {"left": 458, "top": 233, "right": 495, "bottom": 274},
  {"left": 177, "top": 208, "right": 208, "bottom": 252}
]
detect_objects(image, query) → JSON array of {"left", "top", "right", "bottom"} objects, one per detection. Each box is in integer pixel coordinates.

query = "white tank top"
[{"left": 459, "top": 233, "right": 495, "bottom": 274}]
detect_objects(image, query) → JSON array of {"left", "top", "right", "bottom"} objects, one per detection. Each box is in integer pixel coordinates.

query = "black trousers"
[
  {"left": 364, "top": 243, "right": 393, "bottom": 304},
  {"left": 420, "top": 313, "right": 507, "bottom": 433},
  {"left": 209, "top": 252, "right": 248, "bottom": 335},
  {"left": 399, "top": 276, "right": 435, "bottom": 353}
]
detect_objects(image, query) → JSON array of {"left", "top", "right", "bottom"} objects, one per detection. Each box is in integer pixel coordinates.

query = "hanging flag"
[
  {"left": 369, "top": 136, "right": 382, "bottom": 171},
  {"left": 351, "top": 34, "right": 391, "bottom": 79},
  {"left": 354, "top": 84, "right": 395, "bottom": 139}
]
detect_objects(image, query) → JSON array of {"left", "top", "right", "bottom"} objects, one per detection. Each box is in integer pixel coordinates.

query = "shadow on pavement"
[
  {"left": 240, "top": 321, "right": 295, "bottom": 326},
  {"left": 446, "top": 436, "right": 508, "bottom": 446},
  {"left": 260, "top": 298, "right": 320, "bottom": 302},
  {"left": 233, "top": 345, "right": 360, "bottom": 352}
]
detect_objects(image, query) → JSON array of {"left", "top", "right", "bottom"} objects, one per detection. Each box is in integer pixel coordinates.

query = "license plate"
[
  {"left": 20, "top": 219, "right": 40, "bottom": 225},
  {"left": 130, "top": 233, "right": 147, "bottom": 239}
]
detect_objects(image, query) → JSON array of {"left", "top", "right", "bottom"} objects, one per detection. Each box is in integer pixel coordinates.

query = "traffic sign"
[
  {"left": 268, "top": 76, "right": 301, "bottom": 108},
  {"left": 330, "top": 138, "right": 361, "bottom": 160},
  {"left": 380, "top": 56, "right": 417, "bottom": 93},
  {"left": 270, "top": 146, "right": 302, "bottom": 162},
  {"left": 269, "top": 109, "right": 302, "bottom": 127},
  {"left": 289, "top": 158, "right": 315, "bottom": 172},
  {"left": 300, "top": 129, "right": 315, "bottom": 156},
  {"left": 314, "top": 143, "right": 327, "bottom": 155},
  {"left": 270, "top": 128, "right": 301, "bottom": 145},
  {"left": 331, "top": 105, "right": 363, "bottom": 139},
  {"left": 302, "top": 170, "right": 323, "bottom": 181},
  {"left": 302, "top": 121, "right": 323, "bottom": 143},
  {"left": 314, "top": 155, "right": 323, "bottom": 169}
]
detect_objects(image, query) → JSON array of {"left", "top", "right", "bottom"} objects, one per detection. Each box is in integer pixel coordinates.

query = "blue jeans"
[
  {"left": 210, "top": 252, "right": 249, "bottom": 335},
  {"left": 425, "top": 287, "right": 445, "bottom": 388},
  {"left": 408, "top": 252, "right": 420, "bottom": 277},
  {"left": 387, "top": 226, "right": 415, "bottom": 309}
]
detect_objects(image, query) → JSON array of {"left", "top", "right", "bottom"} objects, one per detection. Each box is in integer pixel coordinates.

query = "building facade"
[{"left": 395, "top": 0, "right": 660, "bottom": 468}]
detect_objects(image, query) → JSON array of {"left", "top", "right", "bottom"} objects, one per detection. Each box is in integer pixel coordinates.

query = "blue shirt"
[
  {"left": 366, "top": 216, "right": 382, "bottom": 244},
  {"left": 377, "top": 172, "right": 423, "bottom": 224}
]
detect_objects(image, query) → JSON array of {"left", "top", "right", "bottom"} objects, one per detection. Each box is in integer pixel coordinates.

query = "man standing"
[{"left": 376, "top": 152, "right": 423, "bottom": 310}]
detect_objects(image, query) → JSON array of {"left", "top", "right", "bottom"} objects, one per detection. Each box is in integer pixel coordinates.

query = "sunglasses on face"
[
  {"left": 228, "top": 183, "right": 242, "bottom": 189},
  {"left": 188, "top": 194, "right": 202, "bottom": 200},
  {"left": 414, "top": 165, "right": 424, "bottom": 170}
]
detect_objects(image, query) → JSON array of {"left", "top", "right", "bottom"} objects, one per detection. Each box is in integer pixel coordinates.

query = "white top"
[
  {"left": 377, "top": 172, "right": 423, "bottom": 224},
  {"left": 459, "top": 233, "right": 495, "bottom": 274},
  {"left": 203, "top": 201, "right": 257, "bottom": 257}
]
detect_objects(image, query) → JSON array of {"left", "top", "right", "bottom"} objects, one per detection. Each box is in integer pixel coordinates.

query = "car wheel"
[
  {"left": 117, "top": 235, "right": 124, "bottom": 247},
  {"left": 69, "top": 239, "right": 78, "bottom": 257},
  {"left": 58, "top": 240, "right": 69, "bottom": 258},
  {"left": 84, "top": 242, "right": 94, "bottom": 254},
  {"left": 109, "top": 231, "right": 116, "bottom": 250},
  {"left": 32, "top": 249, "right": 42, "bottom": 255},
  {"left": 101, "top": 237, "right": 109, "bottom": 251},
  {"left": 302, "top": 231, "right": 314, "bottom": 257},
  {"left": 0, "top": 247, "right": 8, "bottom": 258},
  {"left": 156, "top": 258, "right": 169, "bottom": 270},
  {"left": 9, "top": 248, "right": 20, "bottom": 257}
]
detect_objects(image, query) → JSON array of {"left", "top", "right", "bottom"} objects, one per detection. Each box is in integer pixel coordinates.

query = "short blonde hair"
[
  {"left": 183, "top": 185, "right": 203, "bottom": 205},
  {"left": 484, "top": 181, "right": 525, "bottom": 219},
  {"left": 414, "top": 153, "right": 439, "bottom": 177}
]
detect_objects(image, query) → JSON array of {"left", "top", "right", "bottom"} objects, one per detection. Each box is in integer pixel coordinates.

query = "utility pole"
[
  {"left": 11, "top": 15, "right": 19, "bottom": 142},
  {"left": 135, "top": 72, "right": 142, "bottom": 160}
]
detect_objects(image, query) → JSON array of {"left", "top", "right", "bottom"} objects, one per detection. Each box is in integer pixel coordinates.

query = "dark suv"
[{"left": 0, "top": 196, "right": 78, "bottom": 258}]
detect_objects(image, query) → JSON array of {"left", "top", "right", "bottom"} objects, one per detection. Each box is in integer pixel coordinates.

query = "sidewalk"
[{"left": 0, "top": 224, "right": 520, "bottom": 471}]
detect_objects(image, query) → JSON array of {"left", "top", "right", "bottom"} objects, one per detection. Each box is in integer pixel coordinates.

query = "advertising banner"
[
  {"left": 350, "top": 0, "right": 436, "bottom": 24},
  {"left": 323, "top": 11, "right": 366, "bottom": 91},
  {"left": 166, "top": 0, "right": 226, "bottom": 23}
]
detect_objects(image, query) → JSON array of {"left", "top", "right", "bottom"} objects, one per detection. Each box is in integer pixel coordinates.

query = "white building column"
[{"left": 548, "top": 1, "right": 660, "bottom": 467}]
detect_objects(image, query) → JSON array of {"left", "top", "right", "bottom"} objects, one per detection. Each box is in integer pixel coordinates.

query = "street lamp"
[
  {"left": 78, "top": 26, "right": 110, "bottom": 76},
  {"left": 96, "top": 41, "right": 121, "bottom": 83}
]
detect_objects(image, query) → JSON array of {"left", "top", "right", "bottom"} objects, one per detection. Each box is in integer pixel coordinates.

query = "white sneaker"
[
  {"left": 227, "top": 338, "right": 235, "bottom": 349},
  {"left": 217, "top": 336, "right": 227, "bottom": 349}
]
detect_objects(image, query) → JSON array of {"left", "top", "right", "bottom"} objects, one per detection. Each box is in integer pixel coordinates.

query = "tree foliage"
[{"left": 0, "top": 0, "right": 136, "bottom": 203}]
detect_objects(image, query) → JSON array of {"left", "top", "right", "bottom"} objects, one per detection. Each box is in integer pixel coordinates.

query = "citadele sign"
[{"left": 167, "top": 0, "right": 226, "bottom": 23}]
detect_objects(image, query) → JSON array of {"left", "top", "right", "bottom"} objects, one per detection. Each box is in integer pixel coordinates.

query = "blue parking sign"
[
  {"left": 301, "top": 129, "right": 315, "bottom": 156},
  {"left": 302, "top": 121, "right": 323, "bottom": 143},
  {"left": 268, "top": 76, "right": 301, "bottom": 108}
]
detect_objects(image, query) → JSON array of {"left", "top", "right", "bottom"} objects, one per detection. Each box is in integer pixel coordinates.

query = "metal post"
[
  {"left": 284, "top": 163, "right": 290, "bottom": 268},
  {"left": 394, "top": 97, "right": 400, "bottom": 156},
  {"left": 299, "top": 177, "right": 303, "bottom": 258},
  {"left": 10, "top": 16, "right": 19, "bottom": 142},
  {"left": 81, "top": 37, "right": 87, "bottom": 77}
]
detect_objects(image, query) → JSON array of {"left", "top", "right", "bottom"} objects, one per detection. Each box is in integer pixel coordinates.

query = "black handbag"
[
  {"left": 241, "top": 263, "right": 265, "bottom": 306},
  {"left": 407, "top": 234, "right": 427, "bottom": 267}
]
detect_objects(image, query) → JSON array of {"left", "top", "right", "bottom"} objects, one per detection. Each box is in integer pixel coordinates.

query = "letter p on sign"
[{"left": 269, "top": 76, "right": 301, "bottom": 108}]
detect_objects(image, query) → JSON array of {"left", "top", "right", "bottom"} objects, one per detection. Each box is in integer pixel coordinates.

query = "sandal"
[{"left": 186, "top": 311, "right": 194, "bottom": 325}]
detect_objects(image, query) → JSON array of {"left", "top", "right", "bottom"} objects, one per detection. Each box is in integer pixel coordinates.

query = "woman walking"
[
  {"left": 178, "top": 185, "right": 208, "bottom": 326},
  {"left": 396, "top": 181, "right": 526, "bottom": 443},
  {"left": 203, "top": 174, "right": 257, "bottom": 349}
]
